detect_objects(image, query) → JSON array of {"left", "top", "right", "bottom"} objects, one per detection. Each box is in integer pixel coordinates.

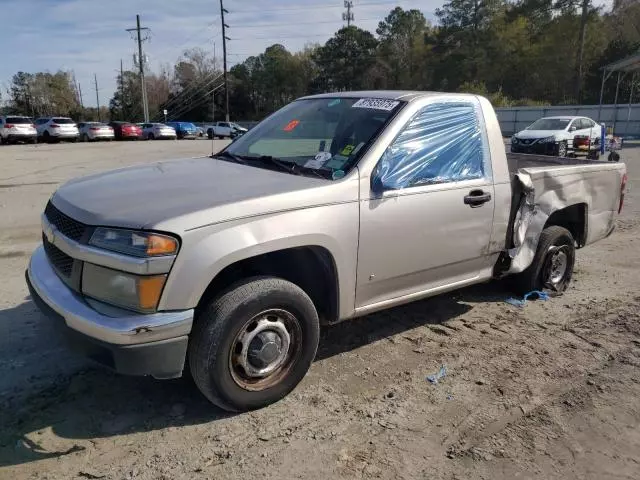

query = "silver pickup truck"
[{"left": 27, "top": 91, "right": 627, "bottom": 412}]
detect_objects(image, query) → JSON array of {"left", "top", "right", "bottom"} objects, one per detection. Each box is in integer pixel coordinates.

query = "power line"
[
  {"left": 229, "top": 0, "right": 417, "bottom": 14},
  {"left": 230, "top": 17, "right": 377, "bottom": 29}
]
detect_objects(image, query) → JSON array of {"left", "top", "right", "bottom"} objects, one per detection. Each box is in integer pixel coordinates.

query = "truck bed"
[
  {"left": 506, "top": 152, "right": 605, "bottom": 175},
  {"left": 503, "top": 152, "right": 625, "bottom": 275}
]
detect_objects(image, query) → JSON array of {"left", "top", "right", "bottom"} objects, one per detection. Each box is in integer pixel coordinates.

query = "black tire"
[
  {"left": 82, "top": 134, "right": 89, "bottom": 142},
  {"left": 43, "top": 131, "right": 52, "bottom": 143},
  {"left": 149, "top": 133, "right": 155, "bottom": 140},
  {"left": 557, "top": 141, "right": 568, "bottom": 157},
  {"left": 69, "top": 137, "right": 77, "bottom": 143},
  {"left": 512, "top": 226, "right": 575, "bottom": 296},
  {"left": 189, "top": 277, "right": 320, "bottom": 412},
  {"left": 587, "top": 148, "right": 600, "bottom": 160},
  {"left": 30, "top": 137, "right": 37, "bottom": 144}
]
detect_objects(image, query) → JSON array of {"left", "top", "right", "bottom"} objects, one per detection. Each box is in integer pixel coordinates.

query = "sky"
[{"left": 0, "top": 0, "right": 614, "bottom": 108}]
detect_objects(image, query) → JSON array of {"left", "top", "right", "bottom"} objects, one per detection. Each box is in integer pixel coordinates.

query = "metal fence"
[{"left": 495, "top": 103, "right": 640, "bottom": 137}]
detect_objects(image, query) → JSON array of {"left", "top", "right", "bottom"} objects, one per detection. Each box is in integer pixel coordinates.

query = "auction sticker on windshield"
[{"left": 352, "top": 98, "right": 400, "bottom": 111}]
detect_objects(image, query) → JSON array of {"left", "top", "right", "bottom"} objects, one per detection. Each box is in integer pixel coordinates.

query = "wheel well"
[
  {"left": 544, "top": 203, "right": 587, "bottom": 247},
  {"left": 197, "top": 246, "right": 339, "bottom": 325}
]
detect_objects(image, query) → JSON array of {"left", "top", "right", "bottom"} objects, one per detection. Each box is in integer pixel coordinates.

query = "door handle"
[{"left": 464, "top": 190, "right": 492, "bottom": 207}]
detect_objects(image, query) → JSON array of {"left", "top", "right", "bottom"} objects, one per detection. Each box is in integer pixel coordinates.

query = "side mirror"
[
  {"left": 371, "top": 174, "right": 385, "bottom": 196},
  {"left": 569, "top": 126, "right": 576, "bottom": 132}
]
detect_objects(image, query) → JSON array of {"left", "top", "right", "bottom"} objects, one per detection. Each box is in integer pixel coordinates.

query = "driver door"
[{"left": 356, "top": 100, "right": 496, "bottom": 309}]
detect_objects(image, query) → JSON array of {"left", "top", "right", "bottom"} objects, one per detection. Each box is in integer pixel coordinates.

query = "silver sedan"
[
  {"left": 141, "top": 123, "right": 177, "bottom": 140},
  {"left": 78, "top": 122, "right": 115, "bottom": 142}
]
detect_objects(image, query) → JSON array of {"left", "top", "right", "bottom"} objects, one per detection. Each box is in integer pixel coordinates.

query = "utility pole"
[
  {"left": 78, "top": 83, "right": 84, "bottom": 110},
  {"left": 120, "top": 59, "right": 124, "bottom": 95},
  {"left": 574, "top": 0, "right": 590, "bottom": 102},
  {"left": 126, "top": 15, "right": 150, "bottom": 122},
  {"left": 94, "top": 74, "right": 101, "bottom": 122},
  {"left": 343, "top": 1, "right": 354, "bottom": 27},
  {"left": 220, "top": 0, "right": 230, "bottom": 122}
]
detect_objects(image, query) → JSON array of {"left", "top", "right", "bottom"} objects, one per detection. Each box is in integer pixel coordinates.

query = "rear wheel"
[
  {"left": 513, "top": 226, "right": 575, "bottom": 296},
  {"left": 43, "top": 131, "right": 52, "bottom": 143},
  {"left": 189, "top": 277, "right": 320, "bottom": 412}
]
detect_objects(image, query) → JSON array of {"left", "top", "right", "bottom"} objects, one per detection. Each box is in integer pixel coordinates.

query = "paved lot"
[{"left": 0, "top": 141, "right": 639, "bottom": 479}]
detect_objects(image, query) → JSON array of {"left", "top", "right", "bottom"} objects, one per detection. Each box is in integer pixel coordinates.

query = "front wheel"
[
  {"left": 513, "top": 226, "right": 575, "bottom": 295},
  {"left": 189, "top": 277, "right": 320, "bottom": 412},
  {"left": 556, "top": 141, "right": 568, "bottom": 157}
]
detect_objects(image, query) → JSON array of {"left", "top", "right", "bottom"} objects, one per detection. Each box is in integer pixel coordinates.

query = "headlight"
[
  {"left": 90, "top": 228, "right": 178, "bottom": 257},
  {"left": 511, "top": 137, "right": 519, "bottom": 144},
  {"left": 82, "top": 263, "right": 166, "bottom": 312},
  {"left": 539, "top": 136, "right": 556, "bottom": 143}
]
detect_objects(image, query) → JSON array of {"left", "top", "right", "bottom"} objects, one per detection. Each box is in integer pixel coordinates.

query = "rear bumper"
[
  {"left": 6, "top": 133, "right": 36, "bottom": 141},
  {"left": 49, "top": 131, "right": 79, "bottom": 138},
  {"left": 26, "top": 246, "right": 193, "bottom": 378}
]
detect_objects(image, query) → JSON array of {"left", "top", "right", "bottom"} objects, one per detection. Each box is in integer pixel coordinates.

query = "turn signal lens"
[
  {"left": 146, "top": 234, "right": 178, "bottom": 256},
  {"left": 138, "top": 275, "right": 168, "bottom": 310}
]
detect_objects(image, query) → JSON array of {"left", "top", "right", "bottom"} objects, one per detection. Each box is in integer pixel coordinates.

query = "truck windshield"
[
  {"left": 220, "top": 97, "right": 403, "bottom": 179},
  {"left": 527, "top": 118, "right": 570, "bottom": 130}
]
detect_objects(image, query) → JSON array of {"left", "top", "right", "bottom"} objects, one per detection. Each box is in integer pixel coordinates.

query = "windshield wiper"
[
  {"left": 212, "top": 150, "right": 249, "bottom": 165},
  {"left": 251, "top": 155, "right": 300, "bottom": 175}
]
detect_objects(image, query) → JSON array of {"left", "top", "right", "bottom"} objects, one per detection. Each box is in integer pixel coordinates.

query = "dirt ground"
[{"left": 0, "top": 141, "right": 638, "bottom": 480}]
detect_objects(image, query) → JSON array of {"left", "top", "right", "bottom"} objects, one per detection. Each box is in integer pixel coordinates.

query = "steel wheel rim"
[
  {"left": 229, "top": 309, "right": 302, "bottom": 391},
  {"left": 546, "top": 246, "right": 569, "bottom": 285}
]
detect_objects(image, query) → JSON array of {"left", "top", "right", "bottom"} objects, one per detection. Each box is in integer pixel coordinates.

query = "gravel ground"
[{"left": 0, "top": 140, "right": 638, "bottom": 480}]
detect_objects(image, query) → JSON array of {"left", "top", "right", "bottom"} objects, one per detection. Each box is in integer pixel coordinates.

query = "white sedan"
[
  {"left": 78, "top": 122, "right": 114, "bottom": 142},
  {"left": 141, "top": 123, "right": 177, "bottom": 140},
  {"left": 511, "top": 116, "right": 602, "bottom": 159}
]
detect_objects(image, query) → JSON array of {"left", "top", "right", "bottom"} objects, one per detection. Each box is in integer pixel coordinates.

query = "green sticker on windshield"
[
  {"left": 328, "top": 99, "right": 341, "bottom": 107},
  {"left": 340, "top": 144, "right": 355, "bottom": 156}
]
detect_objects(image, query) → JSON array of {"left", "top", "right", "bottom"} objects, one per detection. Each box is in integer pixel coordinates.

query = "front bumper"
[
  {"left": 27, "top": 246, "right": 193, "bottom": 378},
  {"left": 511, "top": 142, "right": 558, "bottom": 155}
]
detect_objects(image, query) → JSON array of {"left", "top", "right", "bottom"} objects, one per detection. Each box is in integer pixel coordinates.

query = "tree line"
[{"left": 2, "top": 1, "right": 639, "bottom": 122}]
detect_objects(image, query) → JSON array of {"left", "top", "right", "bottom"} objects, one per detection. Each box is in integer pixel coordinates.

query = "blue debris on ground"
[
  {"left": 505, "top": 290, "right": 550, "bottom": 308},
  {"left": 426, "top": 365, "right": 447, "bottom": 384}
]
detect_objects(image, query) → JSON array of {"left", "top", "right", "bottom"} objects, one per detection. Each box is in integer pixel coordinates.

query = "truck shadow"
[{"left": 0, "top": 281, "right": 505, "bottom": 467}]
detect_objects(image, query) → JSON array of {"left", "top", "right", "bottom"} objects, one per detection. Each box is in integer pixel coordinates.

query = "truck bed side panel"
[{"left": 507, "top": 159, "right": 626, "bottom": 274}]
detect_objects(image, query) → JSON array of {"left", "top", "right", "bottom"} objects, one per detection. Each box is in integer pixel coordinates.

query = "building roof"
[{"left": 602, "top": 52, "right": 640, "bottom": 73}]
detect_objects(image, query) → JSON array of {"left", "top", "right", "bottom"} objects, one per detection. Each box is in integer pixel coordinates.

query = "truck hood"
[
  {"left": 51, "top": 157, "right": 340, "bottom": 232},
  {"left": 515, "top": 129, "right": 566, "bottom": 140}
]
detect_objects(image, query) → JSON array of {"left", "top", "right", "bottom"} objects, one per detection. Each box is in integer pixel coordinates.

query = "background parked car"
[
  {"left": 35, "top": 117, "right": 79, "bottom": 143},
  {"left": 141, "top": 123, "right": 177, "bottom": 140},
  {"left": 207, "top": 121, "right": 248, "bottom": 139},
  {"left": 195, "top": 126, "right": 206, "bottom": 137},
  {"left": 511, "top": 116, "right": 601, "bottom": 159},
  {"left": 108, "top": 121, "right": 143, "bottom": 140},
  {"left": 0, "top": 115, "right": 37, "bottom": 144},
  {"left": 165, "top": 121, "right": 198, "bottom": 139},
  {"left": 78, "top": 122, "right": 114, "bottom": 142}
]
